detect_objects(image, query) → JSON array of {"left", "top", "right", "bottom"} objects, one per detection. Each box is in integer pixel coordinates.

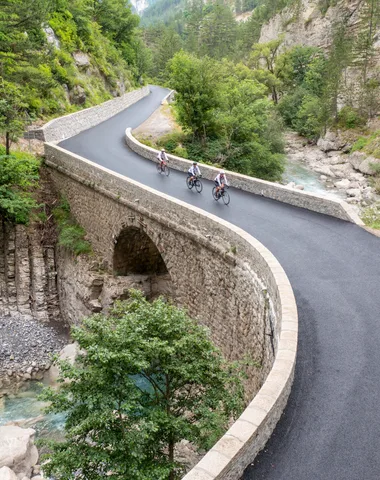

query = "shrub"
[
  {"left": 362, "top": 203, "right": 380, "bottom": 229},
  {"left": 337, "top": 106, "right": 366, "bottom": 129},
  {"left": 53, "top": 198, "right": 92, "bottom": 256}
]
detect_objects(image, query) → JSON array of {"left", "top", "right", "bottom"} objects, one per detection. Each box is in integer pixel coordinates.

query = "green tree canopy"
[{"left": 41, "top": 290, "right": 245, "bottom": 480}]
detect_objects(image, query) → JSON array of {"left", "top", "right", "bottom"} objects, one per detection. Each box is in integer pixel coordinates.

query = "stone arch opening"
[
  {"left": 113, "top": 227, "right": 167, "bottom": 276},
  {"left": 112, "top": 227, "right": 172, "bottom": 299}
]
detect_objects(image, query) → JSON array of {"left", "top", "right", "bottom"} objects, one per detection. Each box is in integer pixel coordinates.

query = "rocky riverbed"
[
  {"left": 0, "top": 316, "right": 69, "bottom": 397},
  {"left": 284, "top": 131, "right": 379, "bottom": 208}
]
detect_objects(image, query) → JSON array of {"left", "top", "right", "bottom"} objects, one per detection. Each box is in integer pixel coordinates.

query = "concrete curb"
[
  {"left": 45, "top": 142, "right": 298, "bottom": 480},
  {"left": 126, "top": 128, "right": 364, "bottom": 226}
]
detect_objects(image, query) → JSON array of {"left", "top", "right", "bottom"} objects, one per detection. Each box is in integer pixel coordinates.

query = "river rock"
[
  {"left": 347, "top": 188, "right": 361, "bottom": 197},
  {"left": 315, "top": 165, "right": 336, "bottom": 177},
  {"left": 328, "top": 155, "right": 344, "bottom": 165},
  {"left": 0, "top": 426, "right": 38, "bottom": 479},
  {"left": 47, "top": 342, "right": 80, "bottom": 384},
  {"left": 0, "top": 466, "right": 18, "bottom": 480},
  {"left": 347, "top": 151, "right": 380, "bottom": 174},
  {"left": 317, "top": 130, "right": 346, "bottom": 152},
  {"left": 330, "top": 163, "right": 354, "bottom": 177},
  {"left": 334, "top": 179, "right": 351, "bottom": 189},
  {"left": 295, "top": 184, "right": 305, "bottom": 190}
]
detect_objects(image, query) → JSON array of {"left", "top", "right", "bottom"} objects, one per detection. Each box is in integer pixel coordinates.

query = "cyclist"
[
  {"left": 188, "top": 162, "right": 202, "bottom": 183},
  {"left": 157, "top": 148, "right": 168, "bottom": 171},
  {"left": 214, "top": 170, "right": 229, "bottom": 197}
]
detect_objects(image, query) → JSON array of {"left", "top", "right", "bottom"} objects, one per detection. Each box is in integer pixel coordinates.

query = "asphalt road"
[{"left": 60, "top": 86, "right": 380, "bottom": 480}]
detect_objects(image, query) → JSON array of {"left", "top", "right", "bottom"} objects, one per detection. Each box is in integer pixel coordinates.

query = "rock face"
[
  {"left": 347, "top": 151, "right": 380, "bottom": 174},
  {"left": 0, "top": 221, "right": 59, "bottom": 323},
  {"left": 259, "top": 0, "right": 380, "bottom": 109},
  {"left": 0, "top": 427, "right": 38, "bottom": 479},
  {"left": 73, "top": 51, "right": 91, "bottom": 68}
]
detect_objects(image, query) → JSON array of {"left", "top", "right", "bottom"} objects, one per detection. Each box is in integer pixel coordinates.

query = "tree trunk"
[
  {"left": 169, "top": 440, "right": 175, "bottom": 480},
  {"left": 5, "top": 131, "right": 10, "bottom": 155}
]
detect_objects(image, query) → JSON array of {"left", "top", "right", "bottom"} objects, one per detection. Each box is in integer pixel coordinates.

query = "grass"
[
  {"left": 362, "top": 203, "right": 380, "bottom": 230},
  {"left": 351, "top": 130, "right": 380, "bottom": 159},
  {"left": 53, "top": 197, "right": 92, "bottom": 256}
]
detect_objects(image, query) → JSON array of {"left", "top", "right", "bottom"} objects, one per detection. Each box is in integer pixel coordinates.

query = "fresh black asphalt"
[{"left": 60, "top": 86, "right": 380, "bottom": 480}]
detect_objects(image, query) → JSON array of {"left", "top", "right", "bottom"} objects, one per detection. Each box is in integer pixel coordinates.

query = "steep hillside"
[
  {"left": 0, "top": 0, "right": 149, "bottom": 135},
  {"left": 258, "top": 0, "right": 380, "bottom": 109}
]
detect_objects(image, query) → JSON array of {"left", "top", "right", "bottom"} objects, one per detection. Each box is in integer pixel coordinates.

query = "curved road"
[{"left": 60, "top": 86, "right": 380, "bottom": 480}]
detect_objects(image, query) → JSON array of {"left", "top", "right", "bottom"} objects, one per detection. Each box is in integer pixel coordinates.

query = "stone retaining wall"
[
  {"left": 25, "top": 87, "right": 150, "bottom": 143},
  {"left": 45, "top": 142, "right": 298, "bottom": 480},
  {"left": 126, "top": 128, "right": 363, "bottom": 225}
]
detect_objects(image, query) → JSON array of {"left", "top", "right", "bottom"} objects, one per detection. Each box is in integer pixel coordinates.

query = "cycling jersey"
[
  {"left": 214, "top": 173, "right": 229, "bottom": 186},
  {"left": 158, "top": 151, "right": 168, "bottom": 162},
  {"left": 188, "top": 165, "right": 201, "bottom": 176}
]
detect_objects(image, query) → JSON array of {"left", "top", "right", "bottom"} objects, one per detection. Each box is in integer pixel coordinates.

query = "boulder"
[
  {"left": 330, "top": 163, "right": 354, "bottom": 178},
  {"left": 346, "top": 188, "right": 361, "bottom": 197},
  {"left": 47, "top": 342, "right": 80, "bottom": 385},
  {"left": 0, "top": 427, "right": 38, "bottom": 479},
  {"left": 347, "top": 151, "right": 380, "bottom": 174},
  {"left": 334, "top": 179, "right": 351, "bottom": 189},
  {"left": 294, "top": 184, "right": 305, "bottom": 190},
  {"left": 73, "top": 51, "right": 91, "bottom": 68},
  {"left": 314, "top": 165, "right": 335, "bottom": 177},
  {"left": 70, "top": 85, "right": 86, "bottom": 105},
  {"left": 0, "top": 467, "right": 18, "bottom": 480},
  {"left": 317, "top": 131, "right": 346, "bottom": 152},
  {"left": 328, "top": 155, "right": 344, "bottom": 165}
]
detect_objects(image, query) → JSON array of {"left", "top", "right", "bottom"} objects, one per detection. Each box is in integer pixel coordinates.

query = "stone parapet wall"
[
  {"left": 25, "top": 86, "right": 150, "bottom": 143},
  {"left": 45, "top": 142, "right": 298, "bottom": 480},
  {"left": 126, "top": 128, "right": 363, "bottom": 225}
]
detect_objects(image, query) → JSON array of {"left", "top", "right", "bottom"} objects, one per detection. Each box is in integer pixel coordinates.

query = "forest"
[{"left": 1, "top": 0, "right": 379, "bottom": 179}]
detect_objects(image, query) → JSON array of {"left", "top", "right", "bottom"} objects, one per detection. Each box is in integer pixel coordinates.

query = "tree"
[
  {"left": 250, "top": 37, "right": 284, "bottom": 103},
  {"left": 0, "top": 149, "right": 40, "bottom": 224},
  {"left": 0, "top": 81, "right": 27, "bottom": 155},
  {"left": 41, "top": 290, "right": 245, "bottom": 480},
  {"left": 169, "top": 51, "right": 221, "bottom": 141}
]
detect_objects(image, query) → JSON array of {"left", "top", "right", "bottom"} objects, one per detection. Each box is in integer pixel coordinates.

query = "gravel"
[{"left": 0, "top": 316, "right": 68, "bottom": 374}]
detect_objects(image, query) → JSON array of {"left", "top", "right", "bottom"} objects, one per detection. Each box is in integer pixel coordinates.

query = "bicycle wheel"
[
  {"left": 164, "top": 165, "right": 170, "bottom": 177},
  {"left": 222, "top": 190, "right": 230, "bottom": 205},
  {"left": 156, "top": 163, "right": 162, "bottom": 174},
  {"left": 195, "top": 179, "right": 203, "bottom": 193},
  {"left": 212, "top": 187, "right": 219, "bottom": 201},
  {"left": 186, "top": 177, "right": 193, "bottom": 189}
]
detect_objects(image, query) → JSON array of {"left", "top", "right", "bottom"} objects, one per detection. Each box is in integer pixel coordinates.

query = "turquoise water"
[
  {"left": 0, "top": 381, "right": 65, "bottom": 440},
  {"left": 283, "top": 161, "right": 344, "bottom": 199}
]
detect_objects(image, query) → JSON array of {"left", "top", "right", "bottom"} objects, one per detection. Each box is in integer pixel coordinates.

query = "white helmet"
[{"left": 220, "top": 170, "right": 225, "bottom": 174}]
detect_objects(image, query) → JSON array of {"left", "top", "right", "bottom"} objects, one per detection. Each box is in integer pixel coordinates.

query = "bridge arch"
[{"left": 112, "top": 225, "right": 173, "bottom": 298}]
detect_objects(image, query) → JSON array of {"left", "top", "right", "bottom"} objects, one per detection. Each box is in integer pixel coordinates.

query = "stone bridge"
[{"left": 44, "top": 141, "right": 297, "bottom": 480}]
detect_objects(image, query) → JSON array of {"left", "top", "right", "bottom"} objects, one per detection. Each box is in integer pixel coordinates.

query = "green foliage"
[
  {"left": 53, "top": 198, "right": 92, "bottom": 255},
  {"left": 168, "top": 53, "right": 284, "bottom": 180},
  {"left": 0, "top": 81, "right": 28, "bottom": 154},
  {"left": 0, "top": 147, "right": 40, "bottom": 224},
  {"left": 362, "top": 203, "right": 380, "bottom": 229},
  {"left": 0, "top": 0, "right": 149, "bottom": 128},
  {"left": 40, "top": 289, "right": 245, "bottom": 480},
  {"left": 351, "top": 131, "right": 380, "bottom": 159},
  {"left": 337, "top": 106, "right": 366, "bottom": 129}
]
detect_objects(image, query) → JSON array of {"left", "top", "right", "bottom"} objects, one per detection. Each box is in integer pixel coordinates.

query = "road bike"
[
  {"left": 156, "top": 161, "right": 170, "bottom": 176},
  {"left": 212, "top": 185, "right": 230, "bottom": 205},
  {"left": 186, "top": 175, "right": 203, "bottom": 193}
]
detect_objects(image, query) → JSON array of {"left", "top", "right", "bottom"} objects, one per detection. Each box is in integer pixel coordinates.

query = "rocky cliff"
[{"left": 259, "top": 0, "right": 380, "bottom": 108}]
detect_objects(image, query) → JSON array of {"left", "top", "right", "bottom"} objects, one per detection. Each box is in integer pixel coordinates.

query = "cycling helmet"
[
  {"left": 220, "top": 170, "right": 225, "bottom": 175},
  {"left": 161, "top": 148, "right": 165, "bottom": 152},
  {"left": 193, "top": 162, "right": 197, "bottom": 165}
]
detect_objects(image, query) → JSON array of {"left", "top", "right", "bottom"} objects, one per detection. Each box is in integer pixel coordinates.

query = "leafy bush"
[
  {"left": 0, "top": 149, "right": 40, "bottom": 224},
  {"left": 337, "top": 106, "right": 366, "bottom": 129},
  {"left": 53, "top": 198, "right": 92, "bottom": 256}
]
